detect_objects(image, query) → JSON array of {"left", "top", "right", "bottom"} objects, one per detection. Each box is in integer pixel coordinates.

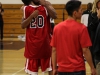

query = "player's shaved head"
[
  {"left": 32, "top": 0, "right": 40, "bottom": 5},
  {"left": 21, "top": 0, "right": 31, "bottom": 5}
]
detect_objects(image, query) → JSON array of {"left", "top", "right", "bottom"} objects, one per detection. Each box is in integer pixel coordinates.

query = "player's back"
[
  {"left": 53, "top": 20, "right": 87, "bottom": 72},
  {"left": 24, "top": 5, "right": 51, "bottom": 59}
]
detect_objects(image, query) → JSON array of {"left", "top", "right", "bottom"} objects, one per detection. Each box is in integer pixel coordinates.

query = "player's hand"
[
  {"left": 0, "top": 9, "right": 1, "bottom": 13},
  {"left": 53, "top": 69, "right": 58, "bottom": 75},
  {"left": 31, "top": 10, "right": 39, "bottom": 18},
  {"left": 91, "top": 68, "right": 97, "bottom": 75}
]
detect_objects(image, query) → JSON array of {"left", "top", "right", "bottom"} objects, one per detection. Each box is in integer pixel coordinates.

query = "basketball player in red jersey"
[{"left": 21, "top": 0, "right": 57, "bottom": 75}]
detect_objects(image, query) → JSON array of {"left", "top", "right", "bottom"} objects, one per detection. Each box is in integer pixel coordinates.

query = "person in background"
[
  {"left": 88, "top": 0, "right": 100, "bottom": 69},
  {"left": 88, "top": 0, "right": 100, "bottom": 74},
  {"left": 81, "top": 2, "right": 93, "bottom": 27},
  {"left": 81, "top": 2, "right": 95, "bottom": 66},
  {"left": 51, "top": 0, "right": 96, "bottom": 75},
  {"left": 0, "top": 2, "right": 4, "bottom": 41}
]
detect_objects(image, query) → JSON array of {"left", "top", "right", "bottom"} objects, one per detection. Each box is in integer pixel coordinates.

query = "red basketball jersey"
[{"left": 24, "top": 5, "right": 51, "bottom": 59}]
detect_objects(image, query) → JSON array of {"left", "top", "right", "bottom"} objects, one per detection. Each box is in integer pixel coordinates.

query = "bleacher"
[{"left": 2, "top": 4, "right": 87, "bottom": 38}]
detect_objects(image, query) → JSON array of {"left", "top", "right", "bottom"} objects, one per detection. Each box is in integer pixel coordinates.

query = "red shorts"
[{"left": 25, "top": 58, "right": 52, "bottom": 74}]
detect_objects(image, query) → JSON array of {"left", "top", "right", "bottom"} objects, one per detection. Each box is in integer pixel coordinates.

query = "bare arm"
[
  {"left": 82, "top": 47, "right": 96, "bottom": 75},
  {"left": 20, "top": 5, "right": 24, "bottom": 12},
  {"left": 40, "top": 0, "right": 57, "bottom": 19},
  {"left": 0, "top": 9, "right": 4, "bottom": 15},
  {"left": 21, "top": 10, "right": 39, "bottom": 29},
  {"left": 52, "top": 47, "right": 57, "bottom": 75},
  {"left": 0, "top": 9, "right": 1, "bottom": 13},
  {"left": 1, "top": 11, "right": 4, "bottom": 15}
]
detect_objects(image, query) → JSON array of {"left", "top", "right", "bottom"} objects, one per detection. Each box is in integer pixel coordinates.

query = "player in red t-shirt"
[
  {"left": 51, "top": 1, "right": 96, "bottom": 75},
  {"left": 21, "top": 0, "right": 57, "bottom": 75}
]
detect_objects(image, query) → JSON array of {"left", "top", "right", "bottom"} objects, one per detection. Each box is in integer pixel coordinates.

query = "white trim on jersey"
[
  {"left": 25, "top": 58, "right": 52, "bottom": 75},
  {"left": 28, "top": 5, "right": 48, "bottom": 16},
  {"left": 42, "top": 58, "right": 52, "bottom": 72},
  {"left": 44, "top": 7, "right": 48, "bottom": 16},
  {"left": 25, "top": 58, "right": 38, "bottom": 75},
  {"left": 29, "top": 5, "right": 41, "bottom": 8},
  {"left": 26, "top": 69, "right": 38, "bottom": 75},
  {"left": 23, "top": 6, "right": 27, "bottom": 19}
]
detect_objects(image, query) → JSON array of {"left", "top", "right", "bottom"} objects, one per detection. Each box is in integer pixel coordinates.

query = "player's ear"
[
  {"left": 73, "top": 11, "right": 77, "bottom": 16},
  {"left": 73, "top": 10, "right": 78, "bottom": 18}
]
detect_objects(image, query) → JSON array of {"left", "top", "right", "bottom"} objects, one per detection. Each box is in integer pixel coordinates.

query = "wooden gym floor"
[{"left": 0, "top": 38, "right": 91, "bottom": 75}]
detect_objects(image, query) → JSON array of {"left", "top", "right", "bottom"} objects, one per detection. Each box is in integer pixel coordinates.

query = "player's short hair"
[
  {"left": 65, "top": 0, "right": 81, "bottom": 16},
  {"left": 21, "top": 0, "right": 31, "bottom": 5}
]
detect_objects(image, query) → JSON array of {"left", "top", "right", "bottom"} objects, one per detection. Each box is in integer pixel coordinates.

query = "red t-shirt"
[
  {"left": 24, "top": 5, "right": 51, "bottom": 59},
  {"left": 51, "top": 19, "right": 92, "bottom": 72}
]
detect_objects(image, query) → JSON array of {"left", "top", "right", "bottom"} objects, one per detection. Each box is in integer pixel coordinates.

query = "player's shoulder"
[
  {"left": 25, "top": 5, "right": 37, "bottom": 11},
  {"left": 20, "top": 5, "right": 26, "bottom": 9},
  {"left": 56, "top": 21, "right": 64, "bottom": 26},
  {"left": 70, "top": 20, "right": 87, "bottom": 32},
  {"left": 54, "top": 21, "right": 65, "bottom": 30},
  {"left": 74, "top": 22, "right": 87, "bottom": 32},
  {"left": 37, "top": 5, "right": 46, "bottom": 11},
  {"left": 26, "top": 5, "right": 34, "bottom": 8},
  {"left": 75, "top": 21, "right": 86, "bottom": 28},
  {"left": 25, "top": 5, "right": 38, "bottom": 9},
  {"left": 28, "top": 5, "right": 43, "bottom": 8}
]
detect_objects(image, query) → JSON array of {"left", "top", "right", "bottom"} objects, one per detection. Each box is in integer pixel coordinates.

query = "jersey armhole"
[{"left": 44, "top": 7, "right": 48, "bottom": 16}]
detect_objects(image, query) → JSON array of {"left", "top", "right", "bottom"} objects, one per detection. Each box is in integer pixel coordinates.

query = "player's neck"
[
  {"left": 31, "top": 2, "right": 39, "bottom": 6},
  {"left": 67, "top": 16, "right": 77, "bottom": 21}
]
